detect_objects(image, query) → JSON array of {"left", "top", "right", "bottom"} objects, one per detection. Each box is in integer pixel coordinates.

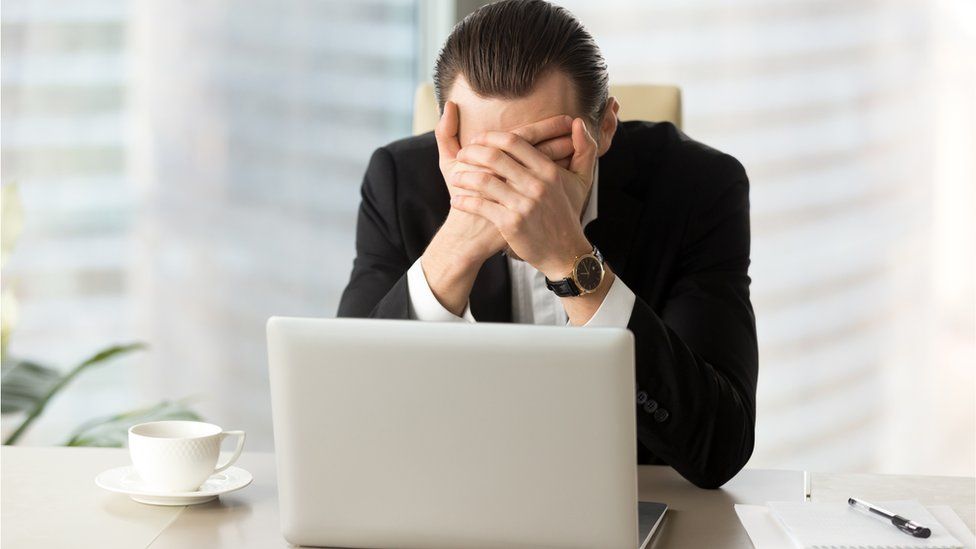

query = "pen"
[{"left": 848, "top": 497, "right": 931, "bottom": 538}]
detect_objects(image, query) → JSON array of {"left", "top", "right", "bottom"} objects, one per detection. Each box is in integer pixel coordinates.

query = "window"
[
  {"left": 4, "top": 1, "right": 971, "bottom": 475},
  {"left": 558, "top": 0, "right": 974, "bottom": 474},
  {"left": 2, "top": 0, "right": 420, "bottom": 447}
]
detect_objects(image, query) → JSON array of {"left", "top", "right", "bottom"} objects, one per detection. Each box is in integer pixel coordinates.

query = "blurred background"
[{"left": 1, "top": 0, "right": 973, "bottom": 475}]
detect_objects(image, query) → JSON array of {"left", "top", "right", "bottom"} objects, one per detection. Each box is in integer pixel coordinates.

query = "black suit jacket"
[{"left": 337, "top": 121, "right": 758, "bottom": 489}]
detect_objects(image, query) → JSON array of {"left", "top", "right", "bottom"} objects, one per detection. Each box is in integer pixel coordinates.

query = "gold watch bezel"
[{"left": 571, "top": 252, "right": 605, "bottom": 295}]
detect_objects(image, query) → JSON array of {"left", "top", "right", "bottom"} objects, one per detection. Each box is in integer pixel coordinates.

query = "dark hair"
[{"left": 433, "top": 0, "right": 609, "bottom": 124}]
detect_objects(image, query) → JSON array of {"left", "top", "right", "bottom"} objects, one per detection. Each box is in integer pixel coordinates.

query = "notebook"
[
  {"left": 638, "top": 501, "right": 668, "bottom": 549},
  {"left": 766, "top": 500, "right": 963, "bottom": 549}
]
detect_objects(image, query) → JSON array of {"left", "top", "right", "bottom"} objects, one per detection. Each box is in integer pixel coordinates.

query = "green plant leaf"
[
  {"left": 65, "top": 400, "right": 202, "bottom": 447},
  {"left": 1, "top": 359, "right": 61, "bottom": 414},
  {"left": 75, "top": 342, "right": 148, "bottom": 371},
  {"left": 3, "top": 341, "right": 147, "bottom": 445}
]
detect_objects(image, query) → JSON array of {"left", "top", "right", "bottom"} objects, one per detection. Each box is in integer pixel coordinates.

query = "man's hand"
[
  {"left": 449, "top": 118, "right": 599, "bottom": 282},
  {"left": 432, "top": 101, "right": 506, "bottom": 265},
  {"left": 510, "top": 114, "right": 576, "bottom": 171},
  {"left": 420, "top": 102, "right": 576, "bottom": 316}
]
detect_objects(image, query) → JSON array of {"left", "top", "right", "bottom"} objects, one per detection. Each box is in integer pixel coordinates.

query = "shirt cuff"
[
  {"left": 582, "top": 275, "right": 636, "bottom": 328},
  {"left": 406, "top": 258, "right": 475, "bottom": 322}
]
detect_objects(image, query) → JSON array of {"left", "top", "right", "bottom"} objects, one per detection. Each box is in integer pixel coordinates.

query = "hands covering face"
[
  {"left": 444, "top": 102, "right": 599, "bottom": 280},
  {"left": 434, "top": 101, "right": 582, "bottom": 264}
]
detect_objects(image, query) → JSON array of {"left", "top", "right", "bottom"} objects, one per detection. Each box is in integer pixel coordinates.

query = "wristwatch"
[{"left": 545, "top": 246, "right": 606, "bottom": 297}]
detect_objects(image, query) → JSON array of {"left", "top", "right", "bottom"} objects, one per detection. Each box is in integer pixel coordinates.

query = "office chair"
[{"left": 412, "top": 82, "right": 683, "bottom": 135}]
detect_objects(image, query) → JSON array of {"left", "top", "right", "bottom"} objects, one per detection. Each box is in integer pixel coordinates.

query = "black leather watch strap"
[{"left": 545, "top": 276, "right": 581, "bottom": 297}]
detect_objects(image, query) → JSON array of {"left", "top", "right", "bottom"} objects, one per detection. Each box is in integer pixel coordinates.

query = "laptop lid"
[{"left": 267, "top": 317, "right": 637, "bottom": 549}]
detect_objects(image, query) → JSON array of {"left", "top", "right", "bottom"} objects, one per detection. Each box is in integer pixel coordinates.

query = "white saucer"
[{"left": 95, "top": 465, "right": 253, "bottom": 506}]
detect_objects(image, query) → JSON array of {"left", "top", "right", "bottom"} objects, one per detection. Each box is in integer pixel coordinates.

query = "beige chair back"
[{"left": 412, "top": 82, "right": 682, "bottom": 135}]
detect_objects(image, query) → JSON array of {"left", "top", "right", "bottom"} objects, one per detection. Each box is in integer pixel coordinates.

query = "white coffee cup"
[{"left": 128, "top": 420, "right": 246, "bottom": 492}]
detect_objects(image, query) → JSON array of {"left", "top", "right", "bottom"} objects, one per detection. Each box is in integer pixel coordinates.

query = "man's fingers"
[
  {"left": 450, "top": 195, "right": 512, "bottom": 230},
  {"left": 569, "top": 118, "right": 598, "bottom": 178},
  {"left": 452, "top": 172, "right": 527, "bottom": 211},
  {"left": 510, "top": 114, "right": 573, "bottom": 145},
  {"left": 453, "top": 160, "right": 493, "bottom": 174},
  {"left": 471, "top": 131, "right": 552, "bottom": 173},
  {"left": 445, "top": 161, "right": 494, "bottom": 198},
  {"left": 534, "top": 135, "right": 574, "bottom": 161},
  {"left": 456, "top": 144, "right": 525, "bottom": 184},
  {"left": 434, "top": 101, "right": 460, "bottom": 159}
]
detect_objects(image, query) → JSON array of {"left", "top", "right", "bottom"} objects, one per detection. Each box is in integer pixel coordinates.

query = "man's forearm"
[
  {"left": 420, "top": 229, "right": 485, "bottom": 317},
  {"left": 628, "top": 292, "right": 757, "bottom": 488}
]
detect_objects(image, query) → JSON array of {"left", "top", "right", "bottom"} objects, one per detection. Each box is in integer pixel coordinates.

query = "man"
[{"left": 338, "top": 0, "right": 757, "bottom": 489}]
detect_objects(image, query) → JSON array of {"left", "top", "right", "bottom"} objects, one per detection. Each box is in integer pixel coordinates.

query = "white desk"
[{"left": 2, "top": 446, "right": 973, "bottom": 548}]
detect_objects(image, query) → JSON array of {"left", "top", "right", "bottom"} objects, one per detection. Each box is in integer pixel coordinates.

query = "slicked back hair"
[{"left": 433, "top": 0, "right": 609, "bottom": 125}]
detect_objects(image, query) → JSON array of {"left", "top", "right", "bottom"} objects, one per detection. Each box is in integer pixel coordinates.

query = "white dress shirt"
[{"left": 406, "top": 169, "right": 637, "bottom": 327}]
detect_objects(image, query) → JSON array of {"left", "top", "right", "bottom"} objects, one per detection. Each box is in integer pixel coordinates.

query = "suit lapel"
[
  {"left": 586, "top": 126, "right": 643, "bottom": 276},
  {"left": 469, "top": 252, "right": 512, "bottom": 322}
]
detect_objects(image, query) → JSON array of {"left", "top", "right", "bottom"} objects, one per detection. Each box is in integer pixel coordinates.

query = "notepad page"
[{"left": 767, "top": 500, "right": 963, "bottom": 549}]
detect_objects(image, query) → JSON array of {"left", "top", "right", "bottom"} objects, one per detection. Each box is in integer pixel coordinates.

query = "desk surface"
[{"left": 2, "top": 446, "right": 972, "bottom": 548}]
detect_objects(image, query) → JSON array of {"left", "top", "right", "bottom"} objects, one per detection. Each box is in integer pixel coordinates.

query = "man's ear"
[{"left": 596, "top": 97, "right": 620, "bottom": 157}]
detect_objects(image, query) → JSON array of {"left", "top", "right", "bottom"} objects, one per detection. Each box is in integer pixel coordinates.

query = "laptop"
[{"left": 267, "top": 317, "right": 665, "bottom": 548}]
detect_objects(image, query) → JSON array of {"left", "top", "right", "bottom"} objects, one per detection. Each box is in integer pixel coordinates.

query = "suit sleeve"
[
  {"left": 337, "top": 147, "right": 412, "bottom": 319},
  {"left": 628, "top": 154, "right": 758, "bottom": 489}
]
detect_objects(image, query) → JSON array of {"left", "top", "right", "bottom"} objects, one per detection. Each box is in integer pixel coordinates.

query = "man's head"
[{"left": 433, "top": 0, "right": 618, "bottom": 155}]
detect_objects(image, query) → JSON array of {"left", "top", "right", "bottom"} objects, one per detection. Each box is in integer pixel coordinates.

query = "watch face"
[{"left": 574, "top": 255, "right": 603, "bottom": 293}]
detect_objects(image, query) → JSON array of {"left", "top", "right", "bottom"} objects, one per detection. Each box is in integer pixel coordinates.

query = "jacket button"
[
  {"left": 643, "top": 399, "right": 658, "bottom": 414},
  {"left": 653, "top": 408, "right": 669, "bottom": 423},
  {"left": 636, "top": 391, "right": 648, "bottom": 405}
]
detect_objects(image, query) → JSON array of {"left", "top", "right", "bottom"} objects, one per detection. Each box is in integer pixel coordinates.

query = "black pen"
[{"left": 848, "top": 497, "right": 932, "bottom": 538}]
